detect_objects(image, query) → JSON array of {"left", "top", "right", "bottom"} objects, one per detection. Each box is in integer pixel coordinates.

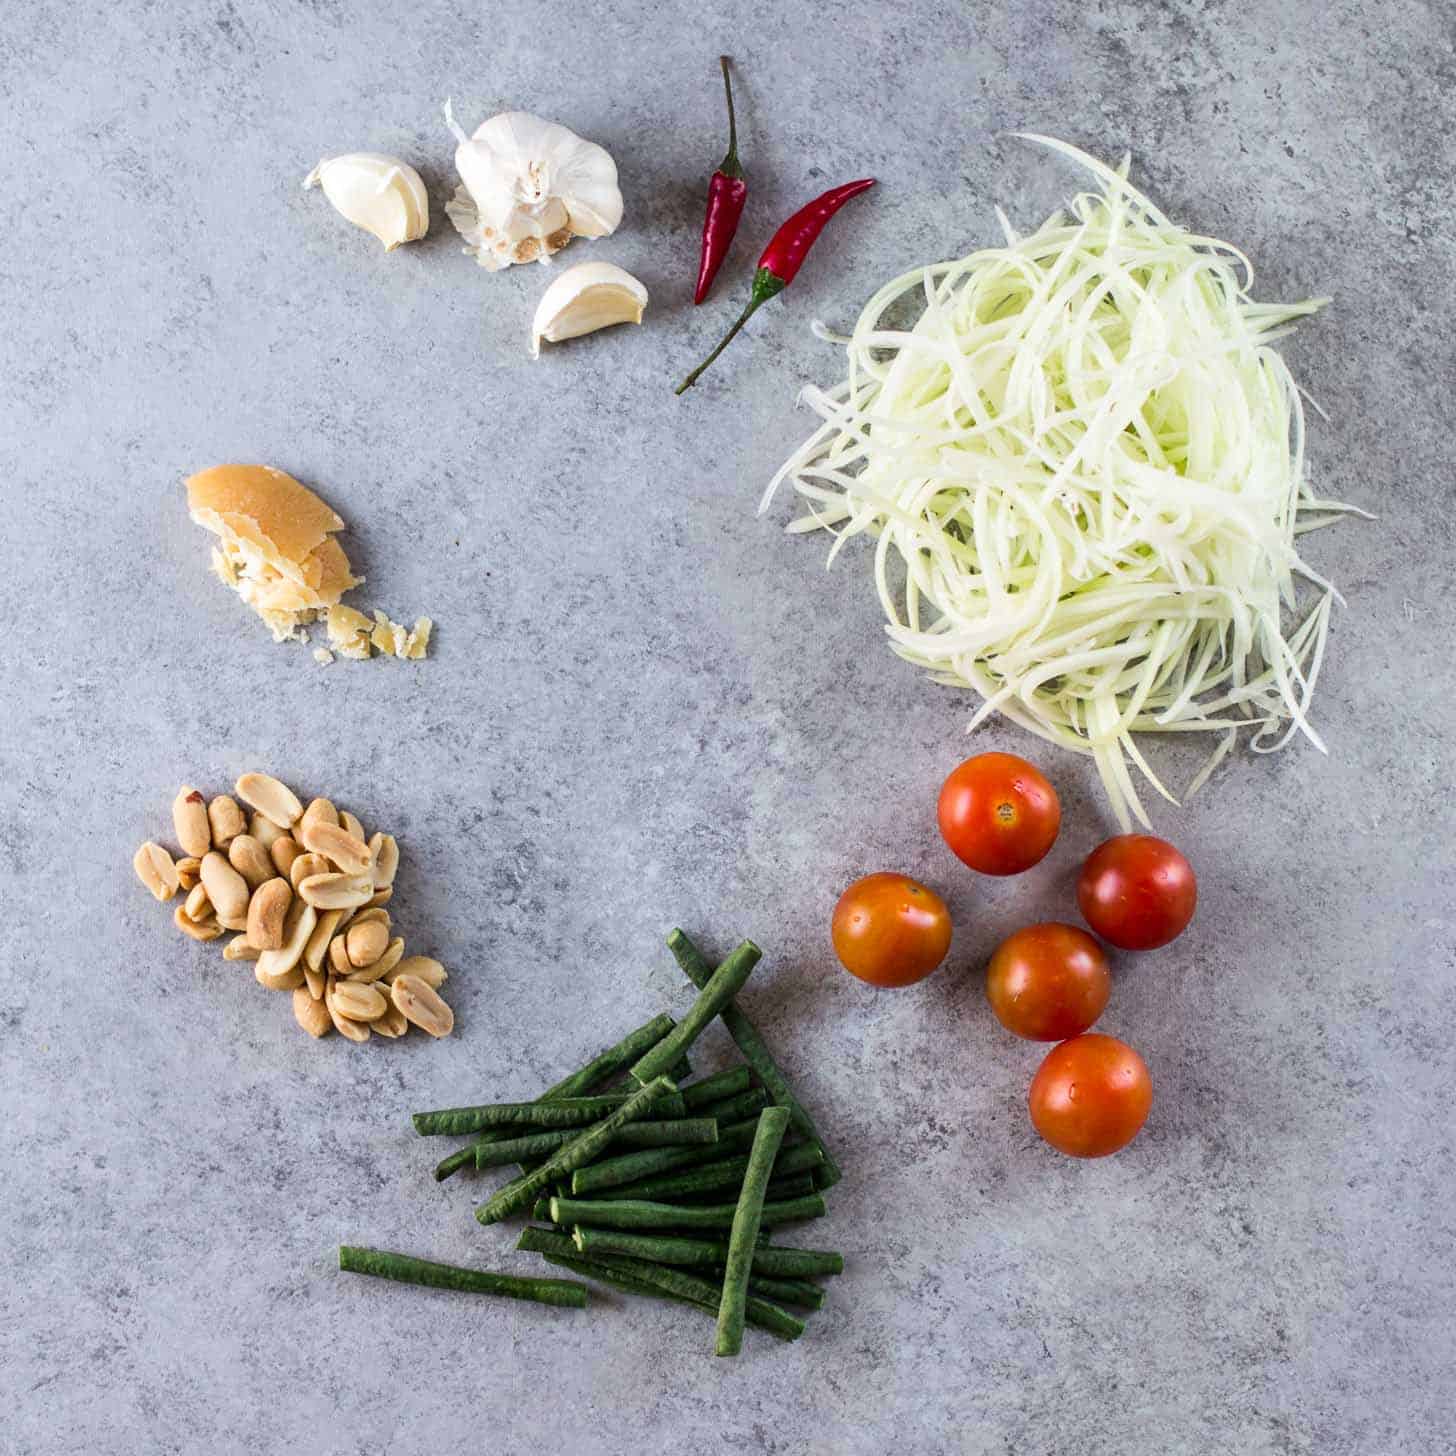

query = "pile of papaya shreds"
[{"left": 339, "top": 930, "right": 844, "bottom": 1357}]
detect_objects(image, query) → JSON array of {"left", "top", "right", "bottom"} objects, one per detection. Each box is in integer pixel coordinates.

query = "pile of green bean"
[{"left": 339, "top": 930, "right": 844, "bottom": 1355}]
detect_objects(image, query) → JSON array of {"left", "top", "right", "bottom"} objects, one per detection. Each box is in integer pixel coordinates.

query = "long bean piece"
[
  {"left": 717, "top": 1105, "right": 790, "bottom": 1356},
  {"left": 415, "top": 1091, "right": 686, "bottom": 1139},
  {"left": 475, "top": 1076, "right": 677, "bottom": 1226},
  {"left": 668, "top": 929, "right": 842, "bottom": 1188},
  {"left": 553, "top": 1192, "right": 824, "bottom": 1232},
  {"left": 517, "top": 1229, "right": 803, "bottom": 1341},
  {"left": 610, "top": 1140, "right": 824, "bottom": 1202},
  {"left": 695, "top": 1087, "right": 769, "bottom": 1125},
  {"left": 629, "top": 940, "right": 762, "bottom": 1085},
  {"left": 571, "top": 1115, "right": 765, "bottom": 1196},
  {"left": 679, "top": 1066, "right": 753, "bottom": 1108},
  {"left": 473, "top": 1119, "right": 718, "bottom": 1170},
  {"left": 433, "top": 1013, "right": 678, "bottom": 1179},
  {"left": 573, "top": 1228, "right": 844, "bottom": 1276},
  {"left": 338, "top": 1246, "right": 587, "bottom": 1309},
  {"left": 749, "top": 1275, "right": 825, "bottom": 1310}
]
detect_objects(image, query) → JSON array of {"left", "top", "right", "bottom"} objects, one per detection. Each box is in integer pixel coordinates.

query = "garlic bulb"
[
  {"left": 303, "top": 154, "right": 429, "bottom": 251},
  {"left": 442, "top": 101, "right": 623, "bottom": 271},
  {"left": 531, "top": 262, "right": 647, "bottom": 356}
]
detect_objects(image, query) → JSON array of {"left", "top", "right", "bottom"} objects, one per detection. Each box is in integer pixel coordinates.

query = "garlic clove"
[
  {"left": 531, "top": 262, "right": 648, "bottom": 357},
  {"left": 303, "top": 153, "right": 429, "bottom": 252},
  {"left": 443, "top": 101, "right": 622, "bottom": 270}
]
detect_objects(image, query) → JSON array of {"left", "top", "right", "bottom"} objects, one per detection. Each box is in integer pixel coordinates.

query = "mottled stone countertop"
[{"left": 3, "top": 2, "right": 1452, "bottom": 1452}]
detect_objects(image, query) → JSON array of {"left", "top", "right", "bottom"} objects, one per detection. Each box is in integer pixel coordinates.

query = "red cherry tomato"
[
  {"left": 1077, "top": 835, "right": 1197, "bottom": 950},
  {"left": 831, "top": 873, "right": 952, "bottom": 987},
  {"left": 986, "top": 923, "right": 1111, "bottom": 1041},
  {"left": 937, "top": 752, "right": 1061, "bottom": 876},
  {"left": 1028, "top": 1034, "right": 1152, "bottom": 1157}
]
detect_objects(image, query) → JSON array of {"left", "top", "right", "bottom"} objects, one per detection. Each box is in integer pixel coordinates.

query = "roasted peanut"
[
  {"left": 235, "top": 772, "right": 303, "bottom": 829},
  {"left": 270, "top": 835, "right": 303, "bottom": 877},
  {"left": 338, "top": 810, "right": 365, "bottom": 843},
  {"left": 326, "top": 979, "right": 371, "bottom": 1042},
  {"left": 246, "top": 877, "right": 292, "bottom": 951},
  {"left": 328, "top": 934, "right": 354, "bottom": 976},
  {"left": 300, "top": 797, "right": 339, "bottom": 829},
  {"left": 289, "top": 852, "right": 330, "bottom": 890},
  {"left": 255, "top": 897, "right": 316, "bottom": 983},
  {"left": 223, "top": 934, "right": 261, "bottom": 962},
  {"left": 249, "top": 812, "right": 284, "bottom": 850},
  {"left": 184, "top": 883, "right": 212, "bottom": 923},
  {"left": 298, "top": 818, "right": 372, "bottom": 877},
  {"left": 172, "top": 786, "right": 211, "bottom": 858},
  {"left": 133, "top": 841, "right": 180, "bottom": 901},
  {"left": 298, "top": 871, "right": 374, "bottom": 910},
  {"left": 175, "top": 856, "right": 202, "bottom": 891},
  {"left": 174, "top": 904, "right": 222, "bottom": 941},
  {"left": 330, "top": 980, "right": 387, "bottom": 1022},
  {"left": 293, "top": 987, "right": 332, "bottom": 1038},
  {"left": 228, "top": 834, "right": 274, "bottom": 889},
  {"left": 368, "top": 833, "right": 399, "bottom": 890},
  {"left": 388, "top": 955, "right": 446, "bottom": 989},
  {"left": 389, "top": 974, "right": 453, "bottom": 1037},
  {"left": 345, "top": 919, "right": 389, "bottom": 968},
  {"left": 199, "top": 851, "right": 250, "bottom": 922},
  {"left": 207, "top": 794, "right": 246, "bottom": 848}
]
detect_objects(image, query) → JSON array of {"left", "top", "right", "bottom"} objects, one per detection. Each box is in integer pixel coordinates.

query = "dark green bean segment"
[
  {"left": 552, "top": 1192, "right": 824, "bottom": 1232},
  {"left": 668, "top": 929, "right": 842, "bottom": 1188},
  {"left": 541, "top": 1252, "right": 697, "bottom": 1304},
  {"left": 476, "top": 1076, "right": 678, "bottom": 1226},
  {"left": 629, "top": 940, "right": 762, "bottom": 1086},
  {"left": 473, "top": 1119, "right": 718, "bottom": 1170},
  {"left": 609, "top": 1140, "right": 824, "bottom": 1202},
  {"left": 717, "top": 1105, "right": 790, "bottom": 1356},
  {"left": 763, "top": 1170, "right": 818, "bottom": 1201},
  {"left": 748, "top": 1275, "right": 825, "bottom": 1310},
  {"left": 570, "top": 1116, "right": 764, "bottom": 1196},
  {"left": 679, "top": 1066, "right": 753, "bottom": 1108},
  {"left": 432, "top": 1013, "right": 677, "bottom": 1177},
  {"left": 695, "top": 1087, "right": 769, "bottom": 1125},
  {"left": 414, "top": 1090, "right": 685, "bottom": 1138},
  {"left": 337, "top": 1246, "right": 587, "bottom": 1309},
  {"left": 572, "top": 1228, "right": 844, "bottom": 1277},
  {"left": 519, "top": 1231, "right": 801, "bottom": 1341}
]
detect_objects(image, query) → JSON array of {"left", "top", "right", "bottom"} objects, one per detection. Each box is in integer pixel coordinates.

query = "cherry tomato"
[
  {"left": 937, "top": 752, "right": 1061, "bottom": 876},
  {"left": 831, "top": 873, "right": 952, "bottom": 987},
  {"left": 986, "top": 923, "right": 1111, "bottom": 1041},
  {"left": 1077, "top": 834, "right": 1197, "bottom": 950},
  {"left": 1028, "top": 1034, "right": 1152, "bottom": 1157}
]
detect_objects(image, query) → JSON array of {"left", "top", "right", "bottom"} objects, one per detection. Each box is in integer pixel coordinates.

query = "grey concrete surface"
[{"left": 2, "top": 1, "right": 1453, "bottom": 1452}]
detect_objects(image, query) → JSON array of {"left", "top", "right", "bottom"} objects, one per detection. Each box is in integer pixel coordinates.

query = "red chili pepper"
[
  {"left": 676, "top": 177, "right": 876, "bottom": 394},
  {"left": 693, "top": 57, "right": 747, "bottom": 305}
]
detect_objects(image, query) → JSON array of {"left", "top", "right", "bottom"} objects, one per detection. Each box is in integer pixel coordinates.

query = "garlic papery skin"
[
  {"left": 443, "top": 101, "right": 623, "bottom": 271},
  {"left": 303, "top": 154, "right": 429, "bottom": 252},
  {"left": 531, "top": 262, "right": 647, "bottom": 357}
]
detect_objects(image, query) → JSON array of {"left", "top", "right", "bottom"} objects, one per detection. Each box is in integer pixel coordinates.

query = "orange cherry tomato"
[
  {"left": 1028, "top": 1034, "right": 1152, "bottom": 1158},
  {"left": 986, "top": 923, "right": 1111, "bottom": 1041},
  {"left": 1077, "top": 835, "right": 1196, "bottom": 950},
  {"left": 937, "top": 752, "right": 1061, "bottom": 876},
  {"left": 831, "top": 873, "right": 952, "bottom": 987}
]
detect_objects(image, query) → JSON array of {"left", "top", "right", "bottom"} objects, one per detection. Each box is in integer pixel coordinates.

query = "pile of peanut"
[{"left": 132, "top": 773, "right": 453, "bottom": 1043}]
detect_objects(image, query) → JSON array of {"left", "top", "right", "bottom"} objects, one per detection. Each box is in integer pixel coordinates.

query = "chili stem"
[
  {"left": 338, "top": 1246, "right": 587, "bottom": 1309},
  {"left": 719, "top": 56, "right": 741, "bottom": 177}
]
